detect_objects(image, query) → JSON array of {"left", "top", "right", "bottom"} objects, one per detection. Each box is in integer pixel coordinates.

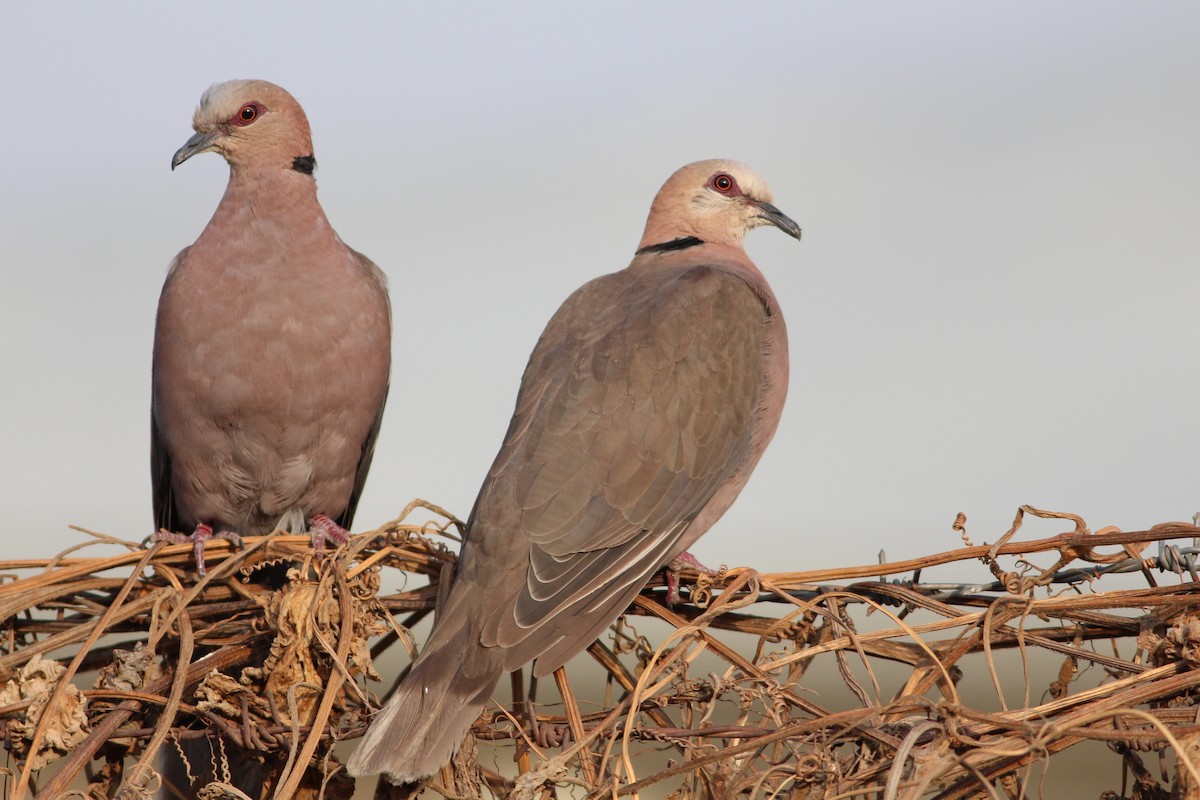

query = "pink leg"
[
  {"left": 664, "top": 551, "right": 720, "bottom": 606},
  {"left": 308, "top": 514, "right": 352, "bottom": 553},
  {"left": 154, "top": 524, "right": 242, "bottom": 578}
]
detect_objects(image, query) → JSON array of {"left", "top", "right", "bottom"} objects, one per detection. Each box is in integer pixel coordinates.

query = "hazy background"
[
  {"left": 5, "top": 2, "right": 1197, "bottom": 568},
  {"left": 3, "top": 2, "right": 1199, "bottom": 796}
]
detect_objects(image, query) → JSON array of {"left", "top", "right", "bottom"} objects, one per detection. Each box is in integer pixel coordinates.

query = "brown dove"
[
  {"left": 152, "top": 80, "right": 391, "bottom": 576},
  {"left": 347, "top": 159, "right": 800, "bottom": 783}
]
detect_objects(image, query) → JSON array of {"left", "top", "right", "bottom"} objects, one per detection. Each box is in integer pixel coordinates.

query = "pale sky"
[{"left": 3, "top": 2, "right": 1198, "bottom": 580}]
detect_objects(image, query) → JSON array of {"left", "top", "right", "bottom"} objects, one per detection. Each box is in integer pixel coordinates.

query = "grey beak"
[
  {"left": 754, "top": 201, "right": 802, "bottom": 241},
  {"left": 171, "top": 129, "right": 220, "bottom": 170}
]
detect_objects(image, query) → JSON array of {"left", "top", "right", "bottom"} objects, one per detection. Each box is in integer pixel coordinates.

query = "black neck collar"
[
  {"left": 292, "top": 155, "right": 316, "bottom": 175},
  {"left": 635, "top": 236, "right": 703, "bottom": 255}
]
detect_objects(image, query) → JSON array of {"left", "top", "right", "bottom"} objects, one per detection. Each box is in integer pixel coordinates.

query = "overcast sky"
[{"left": 2, "top": 3, "right": 1198, "bottom": 580}]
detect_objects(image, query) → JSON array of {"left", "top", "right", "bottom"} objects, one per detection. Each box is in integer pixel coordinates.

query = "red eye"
[
  {"left": 231, "top": 102, "right": 263, "bottom": 126},
  {"left": 711, "top": 173, "right": 737, "bottom": 194}
]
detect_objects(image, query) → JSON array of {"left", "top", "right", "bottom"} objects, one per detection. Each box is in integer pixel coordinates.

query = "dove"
[
  {"left": 152, "top": 80, "right": 391, "bottom": 576},
  {"left": 348, "top": 159, "right": 799, "bottom": 784}
]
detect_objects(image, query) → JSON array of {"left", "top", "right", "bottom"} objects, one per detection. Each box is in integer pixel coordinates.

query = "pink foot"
[
  {"left": 154, "top": 524, "right": 242, "bottom": 578},
  {"left": 308, "top": 514, "right": 352, "bottom": 553},
  {"left": 664, "top": 551, "right": 720, "bottom": 605}
]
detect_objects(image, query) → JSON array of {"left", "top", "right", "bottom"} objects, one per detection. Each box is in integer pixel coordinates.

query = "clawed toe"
[
  {"left": 664, "top": 550, "right": 721, "bottom": 606},
  {"left": 153, "top": 523, "right": 242, "bottom": 577},
  {"left": 308, "top": 514, "right": 352, "bottom": 553}
]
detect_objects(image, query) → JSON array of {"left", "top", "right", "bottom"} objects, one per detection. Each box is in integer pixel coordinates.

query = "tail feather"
[{"left": 347, "top": 618, "right": 505, "bottom": 784}]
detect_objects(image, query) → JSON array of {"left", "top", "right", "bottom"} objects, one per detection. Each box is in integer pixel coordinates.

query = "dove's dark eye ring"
[
  {"left": 232, "top": 103, "right": 264, "bottom": 126},
  {"left": 711, "top": 173, "right": 735, "bottom": 193}
]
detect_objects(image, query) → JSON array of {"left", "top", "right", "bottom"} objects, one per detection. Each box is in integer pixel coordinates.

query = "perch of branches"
[{"left": 2, "top": 502, "right": 1199, "bottom": 799}]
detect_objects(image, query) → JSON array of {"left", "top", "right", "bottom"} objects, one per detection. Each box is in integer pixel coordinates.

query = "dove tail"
[{"left": 347, "top": 616, "right": 505, "bottom": 784}]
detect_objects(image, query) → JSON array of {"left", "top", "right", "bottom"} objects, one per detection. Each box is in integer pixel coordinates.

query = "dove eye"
[
  {"left": 710, "top": 173, "right": 737, "bottom": 194},
  {"left": 232, "top": 103, "right": 264, "bottom": 126}
]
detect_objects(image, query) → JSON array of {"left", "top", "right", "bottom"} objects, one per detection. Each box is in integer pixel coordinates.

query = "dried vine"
[{"left": 2, "top": 503, "right": 1198, "bottom": 799}]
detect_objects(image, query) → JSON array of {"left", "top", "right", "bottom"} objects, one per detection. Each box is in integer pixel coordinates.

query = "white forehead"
[
  {"left": 715, "top": 160, "right": 772, "bottom": 202},
  {"left": 192, "top": 79, "right": 290, "bottom": 130},
  {"left": 198, "top": 80, "right": 254, "bottom": 116},
  {"left": 681, "top": 159, "right": 773, "bottom": 203}
]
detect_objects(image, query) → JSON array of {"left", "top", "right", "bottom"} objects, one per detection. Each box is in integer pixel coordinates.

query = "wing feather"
[{"left": 471, "top": 264, "right": 767, "bottom": 670}]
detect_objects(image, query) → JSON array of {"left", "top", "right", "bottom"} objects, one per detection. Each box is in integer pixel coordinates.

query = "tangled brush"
[{"left": 2, "top": 502, "right": 1199, "bottom": 799}]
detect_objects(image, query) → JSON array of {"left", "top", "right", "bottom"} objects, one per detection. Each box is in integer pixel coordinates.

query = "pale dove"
[
  {"left": 152, "top": 80, "right": 391, "bottom": 576},
  {"left": 348, "top": 159, "right": 799, "bottom": 784}
]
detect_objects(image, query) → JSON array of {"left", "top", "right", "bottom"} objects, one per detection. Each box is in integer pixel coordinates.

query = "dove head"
[
  {"left": 637, "top": 159, "right": 801, "bottom": 252},
  {"left": 171, "top": 80, "right": 316, "bottom": 175}
]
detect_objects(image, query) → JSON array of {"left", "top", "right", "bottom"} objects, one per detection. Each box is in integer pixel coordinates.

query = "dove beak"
[
  {"left": 172, "top": 130, "right": 221, "bottom": 170},
  {"left": 752, "top": 201, "right": 802, "bottom": 241}
]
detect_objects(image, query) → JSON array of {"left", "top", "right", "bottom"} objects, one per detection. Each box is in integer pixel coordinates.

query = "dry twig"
[{"left": 2, "top": 503, "right": 1199, "bottom": 799}]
